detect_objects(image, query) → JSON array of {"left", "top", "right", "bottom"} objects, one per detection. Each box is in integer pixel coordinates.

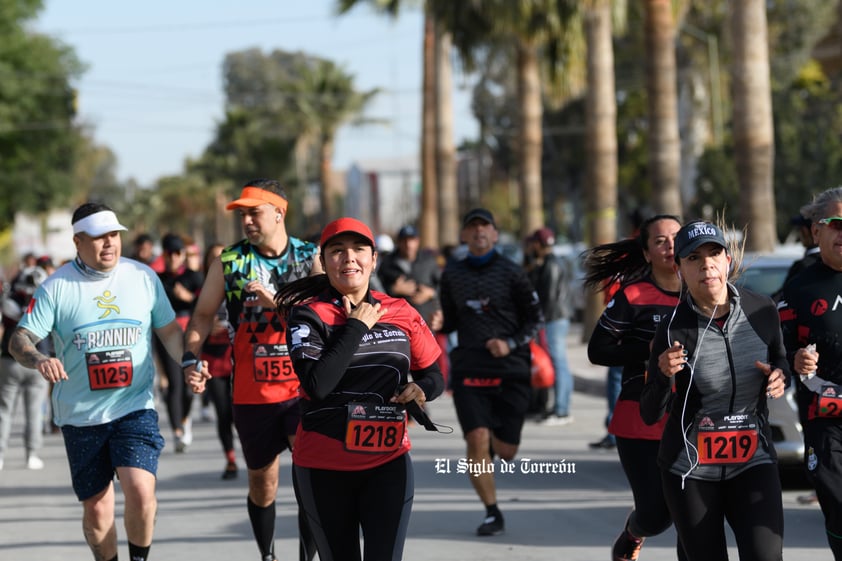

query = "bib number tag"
[
  {"left": 253, "top": 343, "right": 295, "bottom": 383},
  {"left": 817, "top": 384, "right": 842, "bottom": 418},
  {"left": 87, "top": 350, "right": 133, "bottom": 390},
  {"left": 345, "top": 403, "right": 405, "bottom": 454},
  {"left": 696, "top": 413, "right": 758, "bottom": 465}
]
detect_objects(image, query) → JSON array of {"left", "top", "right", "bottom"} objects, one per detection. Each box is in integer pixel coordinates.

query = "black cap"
[
  {"left": 397, "top": 225, "right": 419, "bottom": 239},
  {"left": 462, "top": 208, "right": 496, "bottom": 228},
  {"left": 791, "top": 214, "right": 812, "bottom": 228},
  {"left": 161, "top": 233, "right": 185, "bottom": 253},
  {"left": 674, "top": 221, "right": 727, "bottom": 262}
]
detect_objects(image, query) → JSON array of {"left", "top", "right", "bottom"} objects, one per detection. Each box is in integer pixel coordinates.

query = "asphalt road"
[{"left": 0, "top": 388, "right": 828, "bottom": 561}]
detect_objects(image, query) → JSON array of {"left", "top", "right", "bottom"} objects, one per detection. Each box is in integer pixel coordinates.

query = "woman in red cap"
[{"left": 276, "top": 217, "right": 444, "bottom": 561}]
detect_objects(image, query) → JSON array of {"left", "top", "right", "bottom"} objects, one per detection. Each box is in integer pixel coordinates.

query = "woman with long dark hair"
[{"left": 584, "top": 214, "right": 685, "bottom": 561}]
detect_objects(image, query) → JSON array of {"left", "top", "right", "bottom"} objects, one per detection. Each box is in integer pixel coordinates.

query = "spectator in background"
[
  {"left": 131, "top": 233, "right": 155, "bottom": 265},
  {"left": 199, "top": 243, "right": 239, "bottom": 480},
  {"left": 185, "top": 239, "right": 203, "bottom": 274},
  {"left": 378, "top": 224, "right": 442, "bottom": 331},
  {"left": 35, "top": 256, "right": 59, "bottom": 434},
  {"left": 524, "top": 227, "right": 574, "bottom": 425},
  {"left": 155, "top": 233, "right": 203, "bottom": 452},
  {"left": 371, "top": 233, "right": 394, "bottom": 293},
  {"left": 0, "top": 261, "right": 49, "bottom": 470}
]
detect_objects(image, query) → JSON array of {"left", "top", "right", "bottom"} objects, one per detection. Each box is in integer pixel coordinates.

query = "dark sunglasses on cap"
[{"left": 818, "top": 217, "right": 842, "bottom": 231}]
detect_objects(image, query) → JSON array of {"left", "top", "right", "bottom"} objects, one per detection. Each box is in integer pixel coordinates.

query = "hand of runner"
[
  {"left": 36, "top": 357, "right": 68, "bottom": 383},
  {"left": 794, "top": 345, "right": 819, "bottom": 377},
  {"left": 756, "top": 360, "right": 785, "bottom": 399},
  {"left": 343, "top": 297, "right": 385, "bottom": 329},
  {"left": 657, "top": 340, "right": 687, "bottom": 378},
  {"left": 185, "top": 360, "right": 211, "bottom": 394},
  {"left": 390, "top": 382, "right": 426, "bottom": 407}
]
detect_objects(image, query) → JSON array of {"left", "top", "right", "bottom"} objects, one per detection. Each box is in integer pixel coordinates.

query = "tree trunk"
[
  {"left": 731, "top": 0, "right": 776, "bottom": 251},
  {"left": 419, "top": 8, "right": 439, "bottom": 249},
  {"left": 645, "top": 0, "right": 682, "bottom": 216},
  {"left": 436, "top": 26, "right": 459, "bottom": 250},
  {"left": 320, "top": 135, "right": 336, "bottom": 222},
  {"left": 516, "top": 40, "right": 544, "bottom": 238},
  {"left": 583, "top": 1, "right": 618, "bottom": 341}
]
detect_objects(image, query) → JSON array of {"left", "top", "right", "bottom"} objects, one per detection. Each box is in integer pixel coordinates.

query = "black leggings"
[
  {"left": 153, "top": 334, "right": 190, "bottom": 433},
  {"left": 206, "top": 375, "right": 234, "bottom": 453},
  {"left": 616, "top": 437, "right": 672, "bottom": 536},
  {"left": 617, "top": 437, "right": 687, "bottom": 561},
  {"left": 661, "top": 463, "right": 783, "bottom": 561},
  {"left": 294, "top": 454, "right": 414, "bottom": 561}
]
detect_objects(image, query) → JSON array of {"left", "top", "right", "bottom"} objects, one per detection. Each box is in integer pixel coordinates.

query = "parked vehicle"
[{"left": 734, "top": 252, "right": 804, "bottom": 472}]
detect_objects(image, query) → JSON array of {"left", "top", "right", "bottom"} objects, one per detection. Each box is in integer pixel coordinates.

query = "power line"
[{"left": 39, "top": 11, "right": 415, "bottom": 36}]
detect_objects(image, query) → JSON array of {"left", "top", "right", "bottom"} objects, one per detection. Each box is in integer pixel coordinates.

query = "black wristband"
[{"left": 181, "top": 351, "right": 198, "bottom": 369}]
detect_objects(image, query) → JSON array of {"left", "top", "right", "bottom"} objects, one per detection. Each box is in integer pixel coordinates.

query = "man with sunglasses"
[{"left": 780, "top": 186, "right": 842, "bottom": 560}]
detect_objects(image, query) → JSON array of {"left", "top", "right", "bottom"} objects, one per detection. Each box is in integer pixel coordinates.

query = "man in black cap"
[
  {"left": 439, "top": 208, "right": 544, "bottom": 536},
  {"left": 377, "top": 224, "right": 442, "bottom": 329}
]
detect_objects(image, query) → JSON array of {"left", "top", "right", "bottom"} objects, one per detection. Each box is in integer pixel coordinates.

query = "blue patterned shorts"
[{"left": 62, "top": 408, "right": 165, "bottom": 501}]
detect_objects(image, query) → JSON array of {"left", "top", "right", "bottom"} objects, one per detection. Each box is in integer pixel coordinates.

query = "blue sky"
[{"left": 35, "top": 0, "right": 476, "bottom": 186}]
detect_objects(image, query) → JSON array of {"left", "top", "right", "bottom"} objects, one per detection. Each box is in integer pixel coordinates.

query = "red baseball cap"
[{"left": 319, "top": 217, "right": 376, "bottom": 249}]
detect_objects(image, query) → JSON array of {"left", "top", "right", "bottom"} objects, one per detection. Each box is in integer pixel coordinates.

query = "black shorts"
[
  {"left": 451, "top": 378, "right": 531, "bottom": 445},
  {"left": 233, "top": 399, "right": 302, "bottom": 470}
]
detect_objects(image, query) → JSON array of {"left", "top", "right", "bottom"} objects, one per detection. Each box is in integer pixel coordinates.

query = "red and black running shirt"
[
  {"left": 287, "top": 287, "right": 443, "bottom": 471},
  {"left": 587, "top": 276, "right": 679, "bottom": 439}
]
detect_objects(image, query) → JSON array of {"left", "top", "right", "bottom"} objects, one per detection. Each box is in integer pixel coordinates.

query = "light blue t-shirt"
[{"left": 18, "top": 257, "right": 176, "bottom": 427}]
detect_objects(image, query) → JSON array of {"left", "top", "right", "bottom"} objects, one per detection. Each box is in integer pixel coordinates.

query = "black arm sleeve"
[
  {"left": 640, "top": 320, "right": 675, "bottom": 425},
  {"left": 290, "top": 316, "right": 370, "bottom": 401},
  {"left": 411, "top": 362, "right": 445, "bottom": 402}
]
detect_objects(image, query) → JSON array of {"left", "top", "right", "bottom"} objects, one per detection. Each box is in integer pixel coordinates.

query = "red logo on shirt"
[
  {"left": 811, "top": 299, "right": 829, "bottom": 316},
  {"left": 26, "top": 298, "right": 36, "bottom": 314}
]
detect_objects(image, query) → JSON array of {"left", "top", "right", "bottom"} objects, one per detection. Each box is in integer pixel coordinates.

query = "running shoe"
[
  {"left": 540, "top": 414, "right": 574, "bottom": 427},
  {"left": 612, "top": 527, "right": 644, "bottom": 560},
  {"left": 589, "top": 434, "right": 616, "bottom": 450},
  {"left": 476, "top": 512, "right": 505, "bottom": 536},
  {"left": 26, "top": 455, "right": 44, "bottom": 470},
  {"left": 221, "top": 462, "right": 238, "bottom": 480}
]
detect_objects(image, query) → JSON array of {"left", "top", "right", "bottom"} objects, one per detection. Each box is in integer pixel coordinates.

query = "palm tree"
[
  {"left": 645, "top": 0, "right": 682, "bottom": 216},
  {"left": 730, "top": 0, "right": 776, "bottom": 252},
  {"left": 432, "top": 0, "right": 581, "bottom": 238},
  {"left": 285, "top": 59, "right": 379, "bottom": 223},
  {"left": 582, "top": 0, "right": 618, "bottom": 337},
  {"left": 337, "top": 0, "right": 456, "bottom": 249}
]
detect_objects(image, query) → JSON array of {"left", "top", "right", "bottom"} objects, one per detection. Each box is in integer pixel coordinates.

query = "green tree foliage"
[
  {"left": 694, "top": 61, "right": 842, "bottom": 241},
  {"left": 196, "top": 48, "right": 378, "bottom": 230},
  {"left": 0, "top": 0, "right": 83, "bottom": 228}
]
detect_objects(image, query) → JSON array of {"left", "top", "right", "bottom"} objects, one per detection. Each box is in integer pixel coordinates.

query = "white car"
[{"left": 733, "top": 252, "right": 804, "bottom": 472}]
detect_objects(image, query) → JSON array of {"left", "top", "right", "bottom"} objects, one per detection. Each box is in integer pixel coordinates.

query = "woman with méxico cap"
[
  {"left": 275, "top": 217, "right": 444, "bottom": 561},
  {"left": 640, "top": 220, "right": 788, "bottom": 561}
]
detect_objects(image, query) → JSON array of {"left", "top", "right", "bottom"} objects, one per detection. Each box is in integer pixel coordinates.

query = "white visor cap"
[{"left": 72, "top": 211, "right": 129, "bottom": 237}]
